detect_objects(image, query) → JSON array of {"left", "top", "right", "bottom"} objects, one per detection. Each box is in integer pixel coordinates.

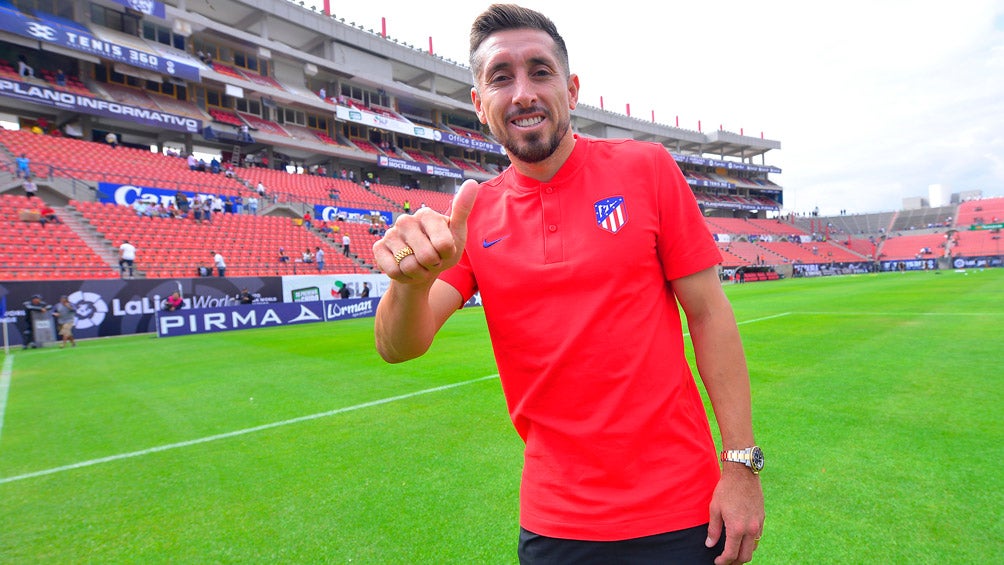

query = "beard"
[{"left": 496, "top": 109, "right": 570, "bottom": 164}]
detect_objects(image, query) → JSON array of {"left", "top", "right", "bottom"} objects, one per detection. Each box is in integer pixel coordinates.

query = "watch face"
[{"left": 751, "top": 446, "right": 765, "bottom": 472}]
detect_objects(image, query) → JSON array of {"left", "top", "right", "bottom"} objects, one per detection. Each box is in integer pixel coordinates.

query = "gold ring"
[{"left": 393, "top": 246, "right": 415, "bottom": 265}]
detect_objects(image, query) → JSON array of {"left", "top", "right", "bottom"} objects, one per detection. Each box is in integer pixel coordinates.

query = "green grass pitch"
[{"left": 1, "top": 269, "right": 1002, "bottom": 563}]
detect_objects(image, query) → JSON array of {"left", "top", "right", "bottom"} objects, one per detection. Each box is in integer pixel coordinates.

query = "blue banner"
[
  {"left": 377, "top": 155, "right": 463, "bottom": 180},
  {"left": 156, "top": 302, "right": 326, "bottom": 337},
  {"left": 315, "top": 204, "right": 393, "bottom": 226},
  {"left": 0, "top": 79, "right": 201, "bottom": 133},
  {"left": 98, "top": 182, "right": 220, "bottom": 205},
  {"left": 155, "top": 297, "right": 380, "bottom": 337},
  {"left": 434, "top": 130, "right": 506, "bottom": 155},
  {"left": 107, "top": 0, "right": 166, "bottom": 19},
  {"left": 0, "top": 12, "right": 200, "bottom": 81}
]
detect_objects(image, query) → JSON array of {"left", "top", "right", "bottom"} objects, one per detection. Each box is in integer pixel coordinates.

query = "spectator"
[
  {"left": 23, "top": 176, "right": 38, "bottom": 199},
  {"left": 39, "top": 203, "right": 60, "bottom": 226},
  {"left": 164, "top": 291, "right": 184, "bottom": 311},
  {"left": 55, "top": 69, "right": 66, "bottom": 86},
  {"left": 403, "top": 199, "right": 411, "bottom": 214},
  {"left": 119, "top": 240, "right": 137, "bottom": 278},
  {"left": 105, "top": 131, "right": 119, "bottom": 148},
  {"left": 315, "top": 246, "right": 325, "bottom": 272},
  {"left": 246, "top": 194, "right": 258, "bottom": 215},
  {"left": 21, "top": 294, "right": 48, "bottom": 349},
  {"left": 212, "top": 250, "right": 226, "bottom": 277},
  {"left": 192, "top": 195, "right": 204, "bottom": 223},
  {"left": 53, "top": 295, "right": 77, "bottom": 349},
  {"left": 17, "top": 54, "right": 34, "bottom": 78},
  {"left": 16, "top": 153, "right": 30, "bottom": 179},
  {"left": 341, "top": 233, "right": 351, "bottom": 257},
  {"left": 302, "top": 210, "right": 312, "bottom": 229},
  {"left": 278, "top": 247, "right": 290, "bottom": 263},
  {"left": 361, "top": 282, "right": 371, "bottom": 298},
  {"left": 301, "top": 248, "right": 314, "bottom": 263},
  {"left": 176, "top": 192, "right": 190, "bottom": 216},
  {"left": 237, "top": 288, "right": 253, "bottom": 305},
  {"left": 187, "top": 153, "right": 198, "bottom": 171},
  {"left": 210, "top": 157, "right": 221, "bottom": 174},
  {"left": 202, "top": 196, "right": 213, "bottom": 223}
]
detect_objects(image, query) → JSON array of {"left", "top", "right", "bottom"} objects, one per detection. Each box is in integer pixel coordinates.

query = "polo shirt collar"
[{"left": 507, "top": 134, "right": 589, "bottom": 191}]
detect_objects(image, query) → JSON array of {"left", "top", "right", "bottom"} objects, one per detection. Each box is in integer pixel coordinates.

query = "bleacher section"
[
  {"left": 0, "top": 194, "right": 115, "bottom": 280},
  {"left": 891, "top": 205, "right": 955, "bottom": 231},
  {"left": 955, "top": 197, "right": 1004, "bottom": 227},
  {"left": 371, "top": 185, "right": 453, "bottom": 215},
  {"left": 236, "top": 167, "right": 388, "bottom": 209},
  {"left": 73, "top": 200, "right": 368, "bottom": 277},
  {"left": 0, "top": 129, "right": 245, "bottom": 195}
]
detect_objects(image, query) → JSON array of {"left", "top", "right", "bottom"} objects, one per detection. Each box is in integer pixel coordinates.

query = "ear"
[
  {"left": 471, "top": 86, "right": 487, "bottom": 124},
  {"left": 567, "top": 73, "right": 580, "bottom": 111}
]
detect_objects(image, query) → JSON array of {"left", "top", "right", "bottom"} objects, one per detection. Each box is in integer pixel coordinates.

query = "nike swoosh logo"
[{"left": 482, "top": 236, "right": 508, "bottom": 248}]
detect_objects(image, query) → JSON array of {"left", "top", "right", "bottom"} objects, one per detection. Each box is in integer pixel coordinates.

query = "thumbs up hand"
[{"left": 373, "top": 179, "right": 480, "bottom": 285}]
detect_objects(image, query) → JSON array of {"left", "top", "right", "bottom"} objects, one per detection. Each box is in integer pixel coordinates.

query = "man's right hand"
[{"left": 373, "top": 179, "right": 480, "bottom": 286}]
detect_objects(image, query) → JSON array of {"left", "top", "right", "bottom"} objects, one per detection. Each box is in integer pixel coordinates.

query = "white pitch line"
[
  {"left": 684, "top": 312, "right": 792, "bottom": 338},
  {"left": 0, "top": 354, "right": 12, "bottom": 446},
  {"left": 0, "top": 373, "right": 499, "bottom": 486},
  {"left": 797, "top": 311, "right": 1002, "bottom": 317}
]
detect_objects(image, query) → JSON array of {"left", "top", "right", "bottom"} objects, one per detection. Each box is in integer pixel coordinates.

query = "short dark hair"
[{"left": 469, "top": 4, "right": 569, "bottom": 81}]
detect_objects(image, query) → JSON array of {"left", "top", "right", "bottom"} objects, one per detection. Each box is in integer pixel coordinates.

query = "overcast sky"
[{"left": 308, "top": 0, "right": 1004, "bottom": 215}]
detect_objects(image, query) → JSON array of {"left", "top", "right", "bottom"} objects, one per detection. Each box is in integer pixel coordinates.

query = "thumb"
[
  {"left": 449, "top": 179, "right": 480, "bottom": 231},
  {"left": 706, "top": 508, "right": 724, "bottom": 548}
]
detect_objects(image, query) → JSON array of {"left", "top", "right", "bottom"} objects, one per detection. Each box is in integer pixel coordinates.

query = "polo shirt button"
[
  {"left": 548, "top": 225, "right": 557, "bottom": 232},
  {"left": 545, "top": 187, "right": 554, "bottom": 194}
]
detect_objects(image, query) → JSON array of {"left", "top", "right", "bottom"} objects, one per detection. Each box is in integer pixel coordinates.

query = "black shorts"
[{"left": 518, "top": 524, "right": 725, "bottom": 565}]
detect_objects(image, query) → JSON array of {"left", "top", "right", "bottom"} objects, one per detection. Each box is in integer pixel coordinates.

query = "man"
[
  {"left": 237, "top": 288, "right": 253, "bottom": 305},
  {"left": 119, "top": 240, "right": 136, "bottom": 279},
  {"left": 212, "top": 251, "right": 226, "bottom": 277},
  {"left": 23, "top": 176, "right": 38, "bottom": 199},
  {"left": 341, "top": 233, "right": 351, "bottom": 257},
  {"left": 21, "top": 294, "right": 49, "bottom": 349},
  {"left": 16, "top": 153, "right": 30, "bottom": 179},
  {"left": 314, "top": 246, "right": 325, "bottom": 272},
  {"left": 53, "top": 295, "right": 77, "bottom": 348},
  {"left": 372, "top": 5, "right": 763, "bottom": 564}
]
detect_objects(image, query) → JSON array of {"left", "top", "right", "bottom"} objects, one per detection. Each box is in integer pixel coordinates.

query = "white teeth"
[{"left": 514, "top": 116, "right": 543, "bottom": 127}]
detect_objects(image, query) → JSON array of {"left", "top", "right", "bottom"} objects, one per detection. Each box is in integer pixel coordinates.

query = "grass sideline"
[{"left": 1, "top": 269, "right": 1002, "bottom": 563}]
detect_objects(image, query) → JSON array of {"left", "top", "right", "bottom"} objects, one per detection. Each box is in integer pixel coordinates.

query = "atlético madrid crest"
[{"left": 594, "top": 196, "right": 628, "bottom": 234}]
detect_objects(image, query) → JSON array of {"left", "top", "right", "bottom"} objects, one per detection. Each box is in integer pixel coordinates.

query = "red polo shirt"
[{"left": 440, "top": 136, "right": 723, "bottom": 541}]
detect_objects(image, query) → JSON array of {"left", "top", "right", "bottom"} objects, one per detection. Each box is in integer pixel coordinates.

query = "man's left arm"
[{"left": 671, "top": 266, "right": 764, "bottom": 565}]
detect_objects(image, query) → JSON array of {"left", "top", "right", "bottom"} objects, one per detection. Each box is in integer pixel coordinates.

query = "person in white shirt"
[
  {"left": 211, "top": 251, "right": 226, "bottom": 277},
  {"left": 119, "top": 240, "right": 137, "bottom": 278}
]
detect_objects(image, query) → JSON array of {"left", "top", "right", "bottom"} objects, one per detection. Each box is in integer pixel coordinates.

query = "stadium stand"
[
  {"left": 0, "top": 129, "right": 245, "bottom": 196},
  {"left": 73, "top": 200, "right": 369, "bottom": 277},
  {"left": 955, "top": 197, "right": 1004, "bottom": 227},
  {"left": 0, "top": 194, "right": 115, "bottom": 280},
  {"left": 0, "top": 0, "right": 996, "bottom": 286}
]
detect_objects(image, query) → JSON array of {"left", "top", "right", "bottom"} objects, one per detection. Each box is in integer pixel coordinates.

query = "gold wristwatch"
[{"left": 720, "top": 446, "right": 764, "bottom": 475}]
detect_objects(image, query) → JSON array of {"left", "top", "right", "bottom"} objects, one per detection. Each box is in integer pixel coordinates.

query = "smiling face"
[{"left": 471, "top": 28, "right": 579, "bottom": 172}]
